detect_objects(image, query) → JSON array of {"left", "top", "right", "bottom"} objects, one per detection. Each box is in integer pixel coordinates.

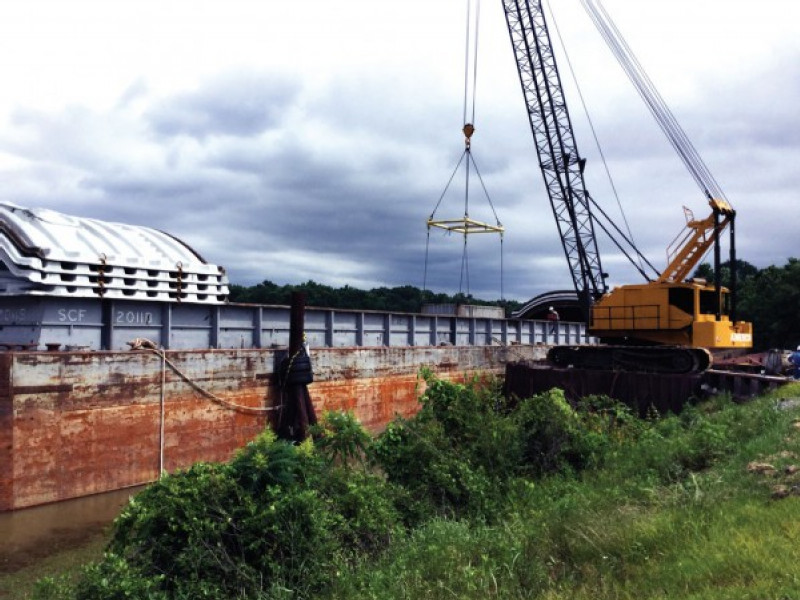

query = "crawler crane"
[{"left": 502, "top": 0, "right": 752, "bottom": 373}]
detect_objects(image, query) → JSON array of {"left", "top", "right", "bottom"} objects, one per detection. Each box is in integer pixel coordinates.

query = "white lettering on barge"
[
  {"left": 116, "top": 311, "right": 153, "bottom": 325},
  {"left": 58, "top": 308, "right": 87, "bottom": 322}
]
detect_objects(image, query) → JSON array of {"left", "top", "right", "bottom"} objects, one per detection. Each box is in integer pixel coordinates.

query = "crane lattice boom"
[{"left": 502, "top": 0, "right": 607, "bottom": 309}]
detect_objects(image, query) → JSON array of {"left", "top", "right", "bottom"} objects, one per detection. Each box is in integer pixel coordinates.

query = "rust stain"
[{"left": 1, "top": 345, "right": 533, "bottom": 510}]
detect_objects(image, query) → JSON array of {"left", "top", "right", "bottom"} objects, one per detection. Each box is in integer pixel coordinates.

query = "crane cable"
[
  {"left": 460, "top": 0, "right": 480, "bottom": 296},
  {"left": 580, "top": 0, "right": 728, "bottom": 203},
  {"left": 545, "top": 0, "right": 646, "bottom": 276},
  {"left": 463, "top": 0, "right": 480, "bottom": 128}
]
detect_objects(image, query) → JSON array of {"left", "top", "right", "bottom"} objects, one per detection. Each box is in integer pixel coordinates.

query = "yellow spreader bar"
[{"left": 427, "top": 217, "right": 504, "bottom": 235}]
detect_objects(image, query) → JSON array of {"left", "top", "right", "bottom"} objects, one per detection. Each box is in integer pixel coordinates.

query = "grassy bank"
[
  {"left": 28, "top": 379, "right": 800, "bottom": 599},
  {"left": 328, "top": 384, "right": 800, "bottom": 599}
]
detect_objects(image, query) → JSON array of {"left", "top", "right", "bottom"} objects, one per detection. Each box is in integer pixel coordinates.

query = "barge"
[{"left": 0, "top": 204, "right": 573, "bottom": 510}]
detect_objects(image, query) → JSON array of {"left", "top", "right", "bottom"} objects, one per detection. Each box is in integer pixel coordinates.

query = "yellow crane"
[{"left": 502, "top": 0, "right": 752, "bottom": 372}]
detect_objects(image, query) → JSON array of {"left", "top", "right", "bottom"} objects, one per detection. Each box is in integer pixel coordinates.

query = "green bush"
[
  {"left": 420, "top": 375, "right": 523, "bottom": 476},
  {"left": 371, "top": 416, "right": 497, "bottom": 523},
  {"left": 315, "top": 467, "right": 403, "bottom": 559},
  {"left": 108, "top": 461, "right": 260, "bottom": 597},
  {"left": 514, "top": 388, "right": 592, "bottom": 476},
  {"left": 370, "top": 374, "right": 529, "bottom": 524},
  {"left": 72, "top": 554, "right": 166, "bottom": 600},
  {"left": 310, "top": 410, "right": 372, "bottom": 467},
  {"left": 371, "top": 379, "right": 641, "bottom": 524},
  {"left": 84, "top": 431, "right": 399, "bottom": 598}
]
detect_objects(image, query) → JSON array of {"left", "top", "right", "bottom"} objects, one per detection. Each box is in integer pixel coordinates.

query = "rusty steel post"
[
  {"left": 277, "top": 291, "right": 317, "bottom": 442},
  {"left": 289, "top": 291, "right": 306, "bottom": 357}
]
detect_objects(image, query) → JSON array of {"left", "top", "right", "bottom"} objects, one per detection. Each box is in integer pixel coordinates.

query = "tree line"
[{"left": 229, "top": 280, "right": 523, "bottom": 316}]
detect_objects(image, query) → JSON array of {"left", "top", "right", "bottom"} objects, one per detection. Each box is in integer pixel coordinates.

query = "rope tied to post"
[
  {"left": 278, "top": 342, "right": 314, "bottom": 388},
  {"left": 127, "top": 338, "right": 281, "bottom": 415}
]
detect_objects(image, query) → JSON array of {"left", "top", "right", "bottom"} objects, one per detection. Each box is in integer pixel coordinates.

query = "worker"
[
  {"left": 547, "top": 306, "right": 560, "bottom": 335},
  {"left": 790, "top": 346, "right": 800, "bottom": 380}
]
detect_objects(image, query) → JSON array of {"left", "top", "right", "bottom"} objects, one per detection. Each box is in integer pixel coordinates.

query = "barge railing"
[{"left": 0, "top": 297, "right": 593, "bottom": 351}]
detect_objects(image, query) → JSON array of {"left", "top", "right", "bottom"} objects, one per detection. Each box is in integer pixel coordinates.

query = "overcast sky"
[{"left": 0, "top": 0, "right": 797, "bottom": 302}]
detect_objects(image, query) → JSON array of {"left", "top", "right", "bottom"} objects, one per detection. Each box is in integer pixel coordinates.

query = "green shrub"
[
  {"left": 72, "top": 554, "right": 166, "bottom": 600},
  {"left": 230, "top": 430, "right": 312, "bottom": 492},
  {"left": 108, "top": 461, "right": 258, "bottom": 596},
  {"left": 315, "top": 467, "right": 403, "bottom": 559},
  {"left": 96, "top": 434, "right": 339, "bottom": 597},
  {"left": 371, "top": 416, "right": 496, "bottom": 523},
  {"left": 421, "top": 376, "right": 523, "bottom": 476},
  {"left": 310, "top": 410, "right": 372, "bottom": 468},
  {"left": 68, "top": 429, "right": 407, "bottom": 599},
  {"left": 371, "top": 379, "right": 640, "bottom": 525},
  {"left": 514, "top": 388, "right": 594, "bottom": 476}
]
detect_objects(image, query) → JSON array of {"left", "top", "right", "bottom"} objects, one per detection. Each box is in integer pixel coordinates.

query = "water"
[{"left": 0, "top": 486, "right": 144, "bottom": 573}]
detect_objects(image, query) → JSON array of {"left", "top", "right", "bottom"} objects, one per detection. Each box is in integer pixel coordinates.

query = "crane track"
[{"left": 547, "top": 345, "right": 712, "bottom": 375}]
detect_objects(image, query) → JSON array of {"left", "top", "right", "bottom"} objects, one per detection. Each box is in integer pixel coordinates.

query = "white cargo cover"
[{"left": 0, "top": 203, "right": 229, "bottom": 303}]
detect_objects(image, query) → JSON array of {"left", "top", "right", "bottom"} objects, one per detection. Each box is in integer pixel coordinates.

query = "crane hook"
[{"left": 463, "top": 123, "right": 475, "bottom": 148}]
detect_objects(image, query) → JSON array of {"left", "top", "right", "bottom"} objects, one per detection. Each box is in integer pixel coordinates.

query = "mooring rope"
[{"left": 128, "top": 339, "right": 281, "bottom": 415}]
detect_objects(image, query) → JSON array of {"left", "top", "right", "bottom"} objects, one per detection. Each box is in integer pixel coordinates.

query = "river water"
[{"left": 0, "top": 486, "right": 144, "bottom": 573}]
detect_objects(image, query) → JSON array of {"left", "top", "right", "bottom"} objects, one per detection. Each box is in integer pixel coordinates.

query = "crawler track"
[{"left": 547, "top": 345, "right": 712, "bottom": 375}]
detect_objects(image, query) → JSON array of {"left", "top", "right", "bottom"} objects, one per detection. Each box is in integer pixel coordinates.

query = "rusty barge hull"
[{"left": 0, "top": 344, "right": 546, "bottom": 511}]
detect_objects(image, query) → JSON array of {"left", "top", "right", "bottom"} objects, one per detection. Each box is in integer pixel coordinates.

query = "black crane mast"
[{"left": 502, "top": 0, "right": 607, "bottom": 312}]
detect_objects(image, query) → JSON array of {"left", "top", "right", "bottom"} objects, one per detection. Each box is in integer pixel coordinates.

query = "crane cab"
[{"left": 590, "top": 280, "right": 753, "bottom": 350}]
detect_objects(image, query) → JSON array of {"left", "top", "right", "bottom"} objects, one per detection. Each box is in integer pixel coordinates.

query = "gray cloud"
[
  {"left": 147, "top": 72, "right": 300, "bottom": 140},
  {"left": 0, "top": 29, "right": 798, "bottom": 306}
]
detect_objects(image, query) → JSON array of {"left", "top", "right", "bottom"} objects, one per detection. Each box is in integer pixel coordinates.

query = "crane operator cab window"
[
  {"left": 668, "top": 287, "right": 694, "bottom": 316},
  {"left": 669, "top": 287, "right": 729, "bottom": 318},
  {"left": 699, "top": 289, "right": 728, "bottom": 316}
]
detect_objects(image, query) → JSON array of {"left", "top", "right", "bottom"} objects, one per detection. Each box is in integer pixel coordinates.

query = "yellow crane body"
[
  {"left": 587, "top": 198, "right": 753, "bottom": 352},
  {"left": 590, "top": 280, "right": 753, "bottom": 350}
]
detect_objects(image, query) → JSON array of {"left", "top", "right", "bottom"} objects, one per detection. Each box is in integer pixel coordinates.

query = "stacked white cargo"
[{"left": 0, "top": 203, "right": 229, "bottom": 303}]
